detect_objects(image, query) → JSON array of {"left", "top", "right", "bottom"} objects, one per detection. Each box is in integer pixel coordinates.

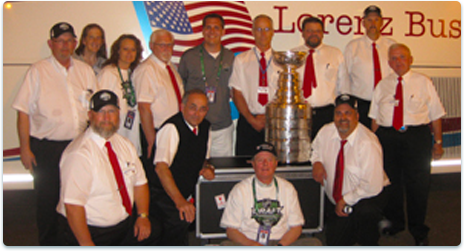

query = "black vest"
[{"left": 154, "top": 112, "right": 210, "bottom": 198}]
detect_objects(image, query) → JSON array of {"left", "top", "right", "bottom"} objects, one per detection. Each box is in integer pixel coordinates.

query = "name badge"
[
  {"left": 205, "top": 85, "right": 216, "bottom": 103},
  {"left": 124, "top": 110, "right": 136, "bottom": 130},
  {"left": 257, "top": 86, "right": 269, "bottom": 94},
  {"left": 256, "top": 225, "right": 271, "bottom": 245}
]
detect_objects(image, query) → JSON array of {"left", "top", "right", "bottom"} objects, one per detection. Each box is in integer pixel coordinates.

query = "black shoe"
[{"left": 415, "top": 237, "right": 429, "bottom": 246}]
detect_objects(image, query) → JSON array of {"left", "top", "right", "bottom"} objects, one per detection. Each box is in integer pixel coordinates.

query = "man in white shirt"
[
  {"left": 344, "top": 5, "right": 396, "bottom": 128},
  {"left": 133, "top": 29, "right": 184, "bottom": 192},
  {"left": 311, "top": 94, "right": 390, "bottom": 245},
  {"left": 292, "top": 16, "right": 349, "bottom": 139},
  {"left": 151, "top": 89, "right": 215, "bottom": 245},
  {"left": 12, "top": 22, "right": 97, "bottom": 245},
  {"left": 220, "top": 142, "right": 321, "bottom": 246},
  {"left": 229, "top": 14, "right": 280, "bottom": 156},
  {"left": 369, "top": 44, "right": 445, "bottom": 246},
  {"left": 56, "top": 90, "right": 159, "bottom": 246}
]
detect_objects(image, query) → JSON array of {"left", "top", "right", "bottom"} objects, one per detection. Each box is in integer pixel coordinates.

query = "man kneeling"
[{"left": 220, "top": 143, "right": 321, "bottom": 246}]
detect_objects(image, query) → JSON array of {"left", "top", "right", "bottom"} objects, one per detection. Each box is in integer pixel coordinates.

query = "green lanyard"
[
  {"left": 199, "top": 46, "right": 223, "bottom": 87},
  {"left": 252, "top": 177, "right": 279, "bottom": 213},
  {"left": 117, "top": 66, "right": 136, "bottom": 108}
]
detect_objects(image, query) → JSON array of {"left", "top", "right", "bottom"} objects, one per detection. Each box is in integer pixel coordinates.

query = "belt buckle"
[{"left": 398, "top": 126, "right": 408, "bottom": 133}]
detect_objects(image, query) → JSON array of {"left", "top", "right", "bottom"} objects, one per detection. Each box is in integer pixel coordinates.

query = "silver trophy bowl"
[{"left": 273, "top": 51, "right": 308, "bottom": 71}]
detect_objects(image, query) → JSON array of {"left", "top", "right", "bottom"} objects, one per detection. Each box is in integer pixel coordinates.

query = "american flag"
[{"left": 143, "top": 1, "right": 255, "bottom": 63}]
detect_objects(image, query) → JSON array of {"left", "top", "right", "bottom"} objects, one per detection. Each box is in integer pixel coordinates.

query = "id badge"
[
  {"left": 256, "top": 225, "right": 271, "bottom": 246},
  {"left": 257, "top": 86, "right": 269, "bottom": 94},
  {"left": 124, "top": 110, "right": 136, "bottom": 130},
  {"left": 205, "top": 85, "right": 216, "bottom": 103}
]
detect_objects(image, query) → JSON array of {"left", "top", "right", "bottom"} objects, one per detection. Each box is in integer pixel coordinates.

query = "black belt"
[{"left": 379, "top": 124, "right": 428, "bottom": 133}]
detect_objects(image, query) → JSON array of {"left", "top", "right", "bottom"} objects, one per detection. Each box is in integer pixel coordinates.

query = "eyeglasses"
[
  {"left": 254, "top": 27, "right": 272, "bottom": 32},
  {"left": 153, "top": 43, "right": 174, "bottom": 48}
]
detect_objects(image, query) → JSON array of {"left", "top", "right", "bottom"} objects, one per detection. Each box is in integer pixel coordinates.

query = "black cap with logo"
[
  {"left": 335, "top": 94, "right": 358, "bottom": 110},
  {"left": 50, "top": 22, "right": 77, "bottom": 39},
  {"left": 253, "top": 142, "right": 277, "bottom": 158},
  {"left": 363, "top": 5, "right": 382, "bottom": 18},
  {"left": 90, "top": 90, "right": 119, "bottom": 112}
]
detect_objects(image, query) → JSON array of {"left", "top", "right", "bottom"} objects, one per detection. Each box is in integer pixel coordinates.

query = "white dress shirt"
[
  {"left": 369, "top": 70, "right": 446, "bottom": 127},
  {"left": 12, "top": 56, "right": 97, "bottom": 140},
  {"left": 133, "top": 54, "right": 184, "bottom": 129},
  {"left": 311, "top": 122, "right": 390, "bottom": 205},
  {"left": 154, "top": 119, "right": 211, "bottom": 166},
  {"left": 57, "top": 128, "right": 147, "bottom": 227},
  {"left": 344, "top": 35, "right": 396, "bottom": 100},
  {"left": 98, "top": 65, "right": 141, "bottom": 156},
  {"left": 292, "top": 43, "right": 349, "bottom": 107},
  {"left": 229, "top": 47, "right": 280, "bottom": 115}
]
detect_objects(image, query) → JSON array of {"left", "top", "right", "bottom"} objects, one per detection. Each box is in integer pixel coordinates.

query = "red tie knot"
[
  {"left": 372, "top": 42, "right": 376, "bottom": 47},
  {"left": 398, "top": 76, "right": 403, "bottom": 82},
  {"left": 260, "top": 52, "right": 265, "bottom": 59},
  {"left": 105, "top": 141, "right": 112, "bottom": 149},
  {"left": 309, "top": 49, "right": 315, "bottom": 54},
  {"left": 341, "top": 139, "right": 347, "bottom": 147}
]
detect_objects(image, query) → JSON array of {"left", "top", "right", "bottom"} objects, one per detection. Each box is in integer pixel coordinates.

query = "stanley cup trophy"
[{"left": 265, "top": 51, "right": 312, "bottom": 163}]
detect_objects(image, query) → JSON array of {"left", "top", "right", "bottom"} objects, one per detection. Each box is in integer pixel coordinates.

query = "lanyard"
[
  {"left": 117, "top": 66, "right": 137, "bottom": 108},
  {"left": 252, "top": 177, "right": 279, "bottom": 213},
  {"left": 199, "top": 46, "right": 223, "bottom": 87},
  {"left": 253, "top": 47, "right": 273, "bottom": 77}
]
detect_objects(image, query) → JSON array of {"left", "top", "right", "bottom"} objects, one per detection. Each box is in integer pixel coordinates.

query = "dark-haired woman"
[
  {"left": 97, "top": 34, "right": 144, "bottom": 156},
  {"left": 75, "top": 23, "right": 107, "bottom": 75}
]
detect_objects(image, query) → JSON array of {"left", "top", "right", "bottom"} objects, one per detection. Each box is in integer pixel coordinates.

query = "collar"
[
  {"left": 305, "top": 43, "right": 323, "bottom": 52},
  {"left": 395, "top": 70, "right": 412, "bottom": 82},
  {"left": 150, "top": 53, "right": 171, "bottom": 68},
  {"left": 363, "top": 34, "right": 383, "bottom": 45},
  {"left": 88, "top": 127, "right": 115, "bottom": 150},
  {"left": 201, "top": 43, "right": 223, "bottom": 56},
  {"left": 181, "top": 115, "right": 198, "bottom": 133},
  {"left": 50, "top": 55, "right": 73, "bottom": 72},
  {"left": 253, "top": 46, "right": 273, "bottom": 58},
  {"left": 330, "top": 122, "right": 360, "bottom": 147}
]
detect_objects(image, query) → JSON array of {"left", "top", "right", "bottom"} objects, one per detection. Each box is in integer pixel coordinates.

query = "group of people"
[{"left": 13, "top": 4, "right": 445, "bottom": 247}]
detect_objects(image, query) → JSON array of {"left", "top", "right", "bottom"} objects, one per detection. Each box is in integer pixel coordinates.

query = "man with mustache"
[
  {"left": 56, "top": 90, "right": 160, "bottom": 246},
  {"left": 311, "top": 94, "right": 390, "bottom": 245},
  {"left": 133, "top": 29, "right": 184, "bottom": 201},
  {"left": 151, "top": 89, "right": 215, "bottom": 245},
  {"left": 344, "top": 5, "right": 396, "bottom": 129},
  {"left": 292, "top": 17, "right": 349, "bottom": 139}
]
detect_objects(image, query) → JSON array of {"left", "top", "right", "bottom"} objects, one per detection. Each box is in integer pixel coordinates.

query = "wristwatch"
[
  {"left": 138, "top": 213, "right": 149, "bottom": 219},
  {"left": 434, "top": 139, "right": 443, "bottom": 145}
]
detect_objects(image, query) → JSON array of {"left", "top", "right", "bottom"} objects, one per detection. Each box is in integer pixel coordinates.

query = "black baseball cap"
[
  {"left": 253, "top": 142, "right": 277, "bottom": 158},
  {"left": 50, "top": 22, "right": 76, "bottom": 39},
  {"left": 90, "top": 90, "right": 119, "bottom": 112},
  {"left": 335, "top": 94, "right": 358, "bottom": 110},
  {"left": 363, "top": 5, "right": 382, "bottom": 18}
]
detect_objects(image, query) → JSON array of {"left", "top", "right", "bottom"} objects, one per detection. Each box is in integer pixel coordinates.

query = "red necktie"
[
  {"left": 392, "top": 77, "right": 404, "bottom": 130},
  {"left": 166, "top": 64, "right": 182, "bottom": 110},
  {"left": 333, "top": 139, "right": 347, "bottom": 203},
  {"left": 372, "top": 43, "right": 382, "bottom": 88},
  {"left": 105, "top": 141, "right": 132, "bottom": 215},
  {"left": 193, "top": 127, "right": 197, "bottom": 135},
  {"left": 303, "top": 49, "right": 317, "bottom": 98},
  {"left": 258, "top": 52, "right": 268, "bottom": 106}
]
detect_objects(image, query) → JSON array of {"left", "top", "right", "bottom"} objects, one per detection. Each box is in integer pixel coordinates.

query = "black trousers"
[
  {"left": 139, "top": 124, "right": 157, "bottom": 185},
  {"left": 235, "top": 114, "right": 265, "bottom": 156},
  {"left": 150, "top": 187, "right": 191, "bottom": 246},
  {"left": 30, "top": 137, "right": 71, "bottom": 246},
  {"left": 58, "top": 212, "right": 161, "bottom": 246},
  {"left": 376, "top": 125, "right": 432, "bottom": 240},
  {"left": 353, "top": 97, "right": 372, "bottom": 129},
  {"left": 324, "top": 189, "right": 388, "bottom": 246},
  {"left": 311, "top": 104, "right": 334, "bottom": 139}
]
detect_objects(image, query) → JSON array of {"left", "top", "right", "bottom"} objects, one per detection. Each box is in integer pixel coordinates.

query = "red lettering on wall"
[
  {"left": 297, "top": 14, "right": 312, "bottom": 32},
  {"left": 318, "top": 14, "right": 335, "bottom": 35},
  {"left": 381, "top": 17, "right": 393, "bottom": 35},
  {"left": 428, "top": 19, "right": 447, "bottom": 38},
  {"left": 449, "top": 20, "right": 461, "bottom": 38},
  {"left": 353, "top": 16, "right": 363, "bottom": 35},
  {"left": 405, "top": 11, "right": 425, "bottom": 37},
  {"left": 274, "top": 6, "right": 295, "bottom": 33},
  {"left": 336, "top": 15, "right": 352, "bottom": 35}
]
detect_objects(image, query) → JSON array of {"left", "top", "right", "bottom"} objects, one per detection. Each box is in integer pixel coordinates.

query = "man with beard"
[
  {"left": 311, "top": 94, "right": 390, "bottom": 245},
  {"left": 344, "top": 5, "right": 396, "bottom": 128},
  {"left": 220, "top": 143, "right": 321, "bottom": 246},
  {"left": 56, "top": 90, "right": 160, "bottom": 246},
  {"left": 292, "top": 17, "right": 349, "bottom": 139}
]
